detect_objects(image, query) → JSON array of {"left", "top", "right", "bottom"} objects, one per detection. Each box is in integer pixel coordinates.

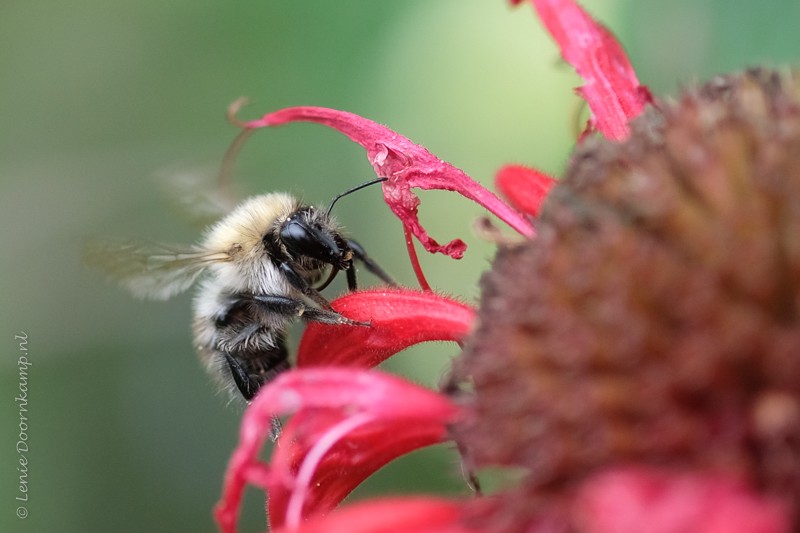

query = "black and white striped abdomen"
[{"left": 192, "top": 276, "right": 294, "bottom": 399}]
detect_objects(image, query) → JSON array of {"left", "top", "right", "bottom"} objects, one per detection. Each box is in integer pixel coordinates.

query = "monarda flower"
[{"left": 214, "top": 1, "right": 800, "bottom": 532}]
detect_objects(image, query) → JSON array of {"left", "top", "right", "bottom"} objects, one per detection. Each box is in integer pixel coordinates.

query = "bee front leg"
[
  {"left": 248, "top": 294, "right": 369, "bottom": 327},
  {"left": 346, "top": 239, "right": 397, "bottom": 288},
  {"left": 276, "top": 261, "right": 338, "bottom": 311}
]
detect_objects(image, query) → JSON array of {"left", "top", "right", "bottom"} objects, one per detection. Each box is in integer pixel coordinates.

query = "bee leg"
[
  {"left": 220, "top": 327, "right": 289, "bottom": 390},
  {"left": 212, "top": 296, "right": 251, "bottom": 327},
  {"left": 346, "top": 239, "right": 397, "bottom": 287},
  {"left": 345, "top": 261, "right": 357, "bottom": 291},
  {"left": 223, "top": 352, "right": 260, "bottom": 401},
  {"left": 249, "top": 294, "right": 369, "bottom": 327},
  {"left": 222, "top": 351, "right": 284, "bottom": 441},
  {"left": 277, "top": 261, "right": 338, "bottom": 311},
  {"left": 224, "top": 322, "right": 262, "bottom": 349}
]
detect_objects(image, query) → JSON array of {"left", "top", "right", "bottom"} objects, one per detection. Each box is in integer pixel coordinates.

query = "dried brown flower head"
[{"left": 457, "top": 68, "right": 800, "bottom": 529}]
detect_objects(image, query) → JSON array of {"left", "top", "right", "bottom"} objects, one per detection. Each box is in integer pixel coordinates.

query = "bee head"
[{"left": 278, "top": 207, "right": 351, "bottom": 270}]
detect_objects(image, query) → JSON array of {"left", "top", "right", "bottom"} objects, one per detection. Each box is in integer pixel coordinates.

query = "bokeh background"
[{"left": 1, "top": 1, "right": 799, "bottom": 531}]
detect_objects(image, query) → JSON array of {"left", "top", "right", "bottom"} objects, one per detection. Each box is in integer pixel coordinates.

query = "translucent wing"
[
  {"left": 85, "top": 240, "right": 230, "bottom": 300},
  {"left": 156, "top": 166, "right": 236, "bottom": 227}
]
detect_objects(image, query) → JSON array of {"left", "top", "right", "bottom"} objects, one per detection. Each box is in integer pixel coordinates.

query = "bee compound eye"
[{"left": 280, "top": 219, "right": 341, "bottom": 264}]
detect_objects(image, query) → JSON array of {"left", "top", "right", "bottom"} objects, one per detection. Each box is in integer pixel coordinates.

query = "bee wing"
[
  {"left": 156, "top": 167, "right": 236, "bottom": 227},
  {"left": 85, "top": 240, "right": 230, "bottom": 300}
]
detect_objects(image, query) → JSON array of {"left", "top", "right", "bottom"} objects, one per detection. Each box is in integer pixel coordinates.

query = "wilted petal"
[
  {"left": 242, "top": 106, "right": 535, "bottom": 257},
  {"left": 215, "top": 368, "right": 461, "bottom": 533},
  {"left": 573, "top": 467, "right": 790, "bottom": 533},
  {"left": 523, "top": 0, "right": 653, "bottom": 140},
  {"left": 495, "top": 164, "right": 557, "bottom": 216},
  {"left": 297, "top": 288, "right": 476, "bottom": 368},
  {"left": 271, "top": 497, "right": 476, "bottom": 533}
]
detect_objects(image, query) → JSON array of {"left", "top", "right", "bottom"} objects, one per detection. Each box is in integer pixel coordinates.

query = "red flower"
[
  {"left": 573, "top": 468, "right": 787, "bottom": 533},
  {"left": 213, "top": 1, "right": 796, "bottom": 532},
  {"left": 214, "top": 368, "right": 462, "bottom": 533},
  {"left": 215, "top": 290, "right": 474, "bottom": 531},
  {"left": 524, "top": 0, "right": 653, "bottom": 141},
  {"left": 236, "top": 107, "right": 534, "bottom": 259},
  {"left": 494, "top": 165, "right": 557, "bottom": 217},
  {"left": 268, "top": 498, "right": 475, "bottom": 533},
  {"left": 297, "top": 288, "right": 475, "bottom": 368}
]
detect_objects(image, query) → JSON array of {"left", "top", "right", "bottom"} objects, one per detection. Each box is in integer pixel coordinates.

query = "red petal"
[
  {"left": 297, "top": 288, "right": 475, "bottom": 368},
  {"left": 528, "top": 0, "right": 653, "bottom": 140},
  {"left": 270, "top": 497, "right": 475, "bottom": 533},
  {"left": 243, "top": 106, "right": 535, "bottom": 257},
  {"left": 574, "top": 467, "right": 790, "bottom": 533},
  {"left": 214, "top": 369, "right": 461, "bottom": 533},
  {"left": 495, "top": 164, "right": 557, "bottom": 216},
  {"left": 268, "top": 407, "right": 453, "bottom": 528}
]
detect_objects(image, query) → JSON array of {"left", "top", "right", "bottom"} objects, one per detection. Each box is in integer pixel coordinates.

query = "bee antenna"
[{"left": 326, "top": 177, "right": 387, "bottom": 217}]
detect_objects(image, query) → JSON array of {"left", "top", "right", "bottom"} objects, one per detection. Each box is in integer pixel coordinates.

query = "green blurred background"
[{"left": 1, "top": 1, "right": 798, "bottom": 531}]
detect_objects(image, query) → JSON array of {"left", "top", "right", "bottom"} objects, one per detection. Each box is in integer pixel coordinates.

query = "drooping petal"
[
  {"left": 573, "top": 467, "right": 790, "bottom": 533},
  {"left": 214, "top": 368, "right": 461, "bottom": 533},
  {"left": 241, "top": 106, "right": 535, "bottom": 257},
  {"left": 270, "top": 497, "right": 476, "bottom": 533},
  {"left": 297, "top": 288, "right": 476, "bottom": 368},
  {"left": 495, "top": 164, "right": 557, "bottom": 216},
  {"left": 524, "top": 0, "right": 653, "bottom": 140}
]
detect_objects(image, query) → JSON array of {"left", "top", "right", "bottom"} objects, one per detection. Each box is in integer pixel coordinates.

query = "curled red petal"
[
  {"left": 573, "top": 467, "right": 790, "bottom": 533},
  {"left": 495, "top": 164, "right": 557, "bottom": 217},
  {"left": 528, "top": 0, "right": 653, "bottom": 140},
  {"left": 271, "top": 497, "right": 476, "bottom": 533},
  {"left": 243, "top": 106, "right": 535, "bottom": 257},
  {"left": 297, "top": 288, "right": 476, "bottom": 368},
  {"left": 214, "top": 368, "right": 461, "bottom": 533},
  {"left": 268, "top": 406, "right": 454, "bottom": 528}
]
